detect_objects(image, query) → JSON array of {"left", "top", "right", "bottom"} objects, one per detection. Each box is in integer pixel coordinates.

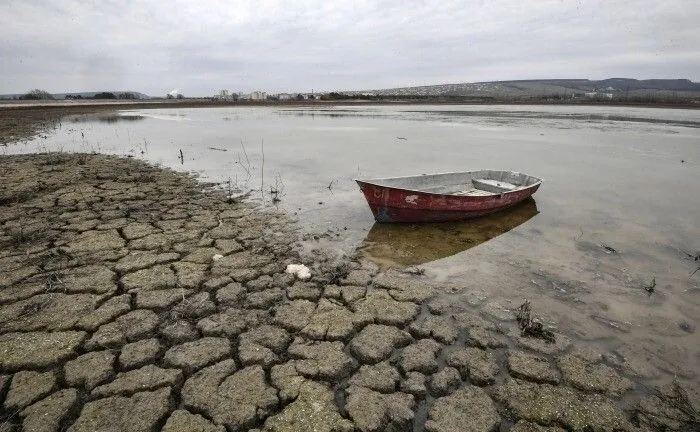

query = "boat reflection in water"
[{"left": 359, "top": 198, "right": 538, "bottom": 268}]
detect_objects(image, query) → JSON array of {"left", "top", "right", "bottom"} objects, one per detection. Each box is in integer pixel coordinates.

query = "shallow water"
[{"left": 4, "top": 104, "right": 700, "bottom": 384}]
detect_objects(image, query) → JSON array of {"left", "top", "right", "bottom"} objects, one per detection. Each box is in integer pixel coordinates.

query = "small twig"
[
  {"left": 327, "top": 179, "right": 337, "bottom": 195},
  {"left": 260, "top": 139, "right": 265, "bottom": 199},
  {"left": 178, "top": 149, "right": 184, "bottom": 164},
  {"left": 680, "top": 248, "right": 700, "bottom": 262},
  {"left": 600, "top": 243, "right": 618, "bottom": 254},
  {"left": 690, "top": 266, "right": 699, "bottom": 279}
]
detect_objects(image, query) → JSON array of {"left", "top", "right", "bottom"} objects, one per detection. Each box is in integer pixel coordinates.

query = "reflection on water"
[
  {"left": 360, "top": 198, "right": 538, "bottom": 267},
  {"left": 279, "top": 107, "right": 700, "bottom": 129},
  {"left": 69, "top": 113, "right": 145, "bottom": 123}
]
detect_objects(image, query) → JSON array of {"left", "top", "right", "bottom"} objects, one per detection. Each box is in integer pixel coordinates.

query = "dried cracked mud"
[{"left": 0, "top": 153, "right": 697, "bottom": 432}]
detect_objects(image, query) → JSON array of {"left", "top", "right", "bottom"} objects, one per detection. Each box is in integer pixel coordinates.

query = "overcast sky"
[{"left": 1, "top": 0, "right": 698, "bottom": 96}]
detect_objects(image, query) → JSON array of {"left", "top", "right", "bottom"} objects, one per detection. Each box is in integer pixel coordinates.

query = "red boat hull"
[{"left": 356, "top": 180, "right": 541, "bottom": 223}]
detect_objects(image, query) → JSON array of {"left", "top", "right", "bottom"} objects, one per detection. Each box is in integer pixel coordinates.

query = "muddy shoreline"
[{"left": 0, "top": 152, "right": 697, "bottom": 431}]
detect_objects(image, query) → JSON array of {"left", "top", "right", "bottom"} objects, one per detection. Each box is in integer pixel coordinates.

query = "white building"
[
  {"left": 250, "top": 91, "right": 267, "bottom": 101},
  {"left": 278, "top": 93, "right": 292, "bottom": 100}
]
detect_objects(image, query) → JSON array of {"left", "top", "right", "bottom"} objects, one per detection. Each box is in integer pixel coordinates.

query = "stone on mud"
[
  {"left": 164, "top": 337, "right": 231, "bottom": 373},
  {"left": 122, "top": 222, "right": 158, "bottom": 240},
  {"left": 263, "top": 381, "right": 354, "bottom": 432},
  {"left": 86, "top": 309, "right": 159, "bottom": 349},
  {"left": 348, "top": 361, "right": 401, "bottom": 393},
  {"left": 55, "top": 264, "right": 117, "bottom": 295},
  {"left": 373, "top": 270, "right": 437, "bottom": 303},
  {"left": 341, "top": 270, "right": 373, "bottom": 286},
  {"left": 557, "top": 354, "right": 633, "bottom": 397},
  {"left": 245, "top": 288, "right": 284, "bottom": 309},
  {"left": 238, "top": 325, "right": 291, "bottom": 367},
  {"left": 119, "top": 338, "right": 163, "bottom": 369},
  {"left": 425, "top": 387, "right": 501, "bottom": 432},
  {"left": 345, "top": 386, "right": 415, "bottom": 432},
  {"left": 162, "top": 409, "right": 226, "bottom": 432},
  {"left": 634, "top": 380, "right": 700, "bottom": 431},
  {"left": 0, "top": 331, "right": 86, "bottom": 371},
  {"left": 172, "top": 261, "right": 207, "bottom": 288},
  {"left": 270, "top": 361, "right": 307, "bottom": 403},
  {"left": 91, "top": 364, "right": 182, "bottom": 398},
  {"left": 350, "top": 324, "right": 412, "bottom": 364},
  {"left": 114, "top": 251, "right": 178, "bottom": 274},
  {"left": 341, "top": 285, "right": 367, "bottom": 303},
  {"left": 183, "top": 247, "right": 226, "bottom": 264},
  {"left": 4, "top": 370, "right": 57, "bottom": 410},
  {"left": 408, "top": 314, "right": 459, "bottom": 344},
  {"left": 445, "top": 347, "right": 499, "bottom": 386},
  {"left": 511, "top": 329, "right": 571, "bottom": 355},
  {"left": 76, "top": 294, "right": 131, "bottom": 331},
  {"left": 64, "top": 350, "right": 115, "bottom": 390},
  {"left": 399, "top": 338, "right": 442, "bottom": 374},
  {"left": 66, "top": 229, "right": 125, "bottom": 254},
  {"left": 135, "top": 289, "right": 190, "bottom": 310},
  {"left": 273, "top": 300, "right": 316, "bottom": 332},
  {"left": 210, "top": 251, "right": 272, "bottom": 276},
  {"left": 300, "top": 298, "right": 362, "bottom": 341},
  {"left": 121, "top": 264, "right": 177, "bottom": 292},
  {"left": 198, "top": 308, "right": 264, "bottom": 337},
  {"left": 161, "top": 320, "right": 200, "bottom": 343},
  {"left": 493, "top": 378, "right": 633, "bottom": 431},
  {"left": 351, "top": 292, "right": 420, "bottom": 326},
  {"left": 171, "top": 291, "right": 217, "bottom": 319},
  {"left": 288, "top": 338, "right": 357, "bottom": 380},
  {"left": 0, "top": 293, "right": 102, "bottom": 333},
  {"left": 20, "top": 388, "right": 78, "bottom": 432},
  {"left": 428, "top": 367, "right": 462, "bottom": 396},
  {"left": 401, "top": 371, "right": 428, "bottom": 396},
  {"left": 67, "top": 387, "right": 172, "bottom": 432},
  {"left": 509, "top": 420, "right": 567, "bottom": 432},
  {"left": 215, "top": 282, "right": 246, "bottom": 306},
  {"left": 182, "top": 362, "right": 278, "bottom": 431},
  {"left": 508, "top": 351, "right": 561, "bottom": 385},
  {"left": 467, "top": 326, "right": 508, "bottom": 349},
  {"left": 287, "top": 281, "right": 322, "bottom": 301}
]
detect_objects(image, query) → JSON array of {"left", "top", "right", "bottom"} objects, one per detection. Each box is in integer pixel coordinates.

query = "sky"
[{"left": 1, "top": 0, "right": 699, "bottom": 96}]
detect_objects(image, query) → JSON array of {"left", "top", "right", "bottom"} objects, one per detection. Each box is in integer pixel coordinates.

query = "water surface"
[{"left": 5, "top": 104, "right": 700, "bottom": 384}]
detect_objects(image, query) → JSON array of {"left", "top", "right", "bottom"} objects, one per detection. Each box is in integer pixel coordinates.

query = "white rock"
[{"left": 285, "top": 264, "right": 311, "bottom": 281}]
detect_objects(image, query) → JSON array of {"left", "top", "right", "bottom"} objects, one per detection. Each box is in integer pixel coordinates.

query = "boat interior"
[{"left": 362, "top": 170, "right": 542, "bottom": 196}]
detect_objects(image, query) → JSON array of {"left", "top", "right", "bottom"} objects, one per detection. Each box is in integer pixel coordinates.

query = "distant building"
[
  {"left": 278, "top": 93, "right": 292, "bottom": 100},
  {"left": 219, "top": 89, "right": 231, "bottom": 99},
  {"left": 250, "top": 91, "right": 267, "bottom": 101}
]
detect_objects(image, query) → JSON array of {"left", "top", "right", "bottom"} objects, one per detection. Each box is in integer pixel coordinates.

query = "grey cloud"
[{"left": 1, "top": 0, "right": 698, "bottom": 96}]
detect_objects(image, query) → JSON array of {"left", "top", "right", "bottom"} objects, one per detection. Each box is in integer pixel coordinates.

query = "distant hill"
[
  {"left": 348, "top": 79, "right": 700, "bottom": 101},
  {"left": 0, "top": 91, "right": 150, "bottom": 100}
]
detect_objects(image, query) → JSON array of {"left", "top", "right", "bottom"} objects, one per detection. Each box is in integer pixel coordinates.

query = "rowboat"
[{"left": 355, "top": 170, "right": 542, "bottom": 223}]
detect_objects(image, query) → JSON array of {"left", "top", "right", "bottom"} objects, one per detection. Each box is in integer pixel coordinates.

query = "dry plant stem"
[{"left": 260, "top": 139, "right": 265, "bottom": 200}]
